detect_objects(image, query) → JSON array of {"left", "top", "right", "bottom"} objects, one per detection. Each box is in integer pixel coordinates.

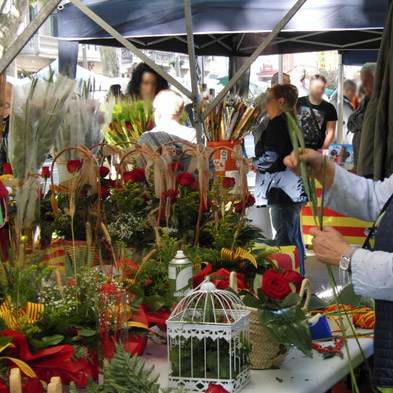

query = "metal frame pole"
[
  {"left": 278, "top": 54, "right": 284, "bottom": 83},
  {"left": 184, "top": 0, "right": 203, "bottom": 143},
  {"left": 202, "top": 0, "right": 307, "bottom": 120},
  {"left": 337, "top": 52, "right": 344, "bottom": 144},
  {"left": 0, "top": 0, "right": 62, "bottom": 74},
  {"left": 69, "top": 0, "right": 193, "bottom": 99}
]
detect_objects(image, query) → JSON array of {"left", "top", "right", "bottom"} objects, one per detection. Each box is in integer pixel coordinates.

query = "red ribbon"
[{"left": 193, "top": 264, "right": 246, "bottom": 290}]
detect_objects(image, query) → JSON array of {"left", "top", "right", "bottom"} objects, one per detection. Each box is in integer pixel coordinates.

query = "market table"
[{"left": 143, "top": 334, "right": 374, "bottom": 393}]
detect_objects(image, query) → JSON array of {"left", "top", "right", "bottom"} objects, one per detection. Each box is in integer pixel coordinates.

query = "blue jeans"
[{"left": 270, "top": 203, "right": 305, "bottom": 276}]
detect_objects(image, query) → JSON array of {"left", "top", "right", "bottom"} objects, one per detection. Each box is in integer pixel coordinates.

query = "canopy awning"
[{"left": 55, "top": 0, "right": 388, "bottom": 56}]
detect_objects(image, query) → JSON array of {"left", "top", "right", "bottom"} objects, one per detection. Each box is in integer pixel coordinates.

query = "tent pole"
[
  {"left": 337, "top": 52, "right": 344, "bottom": 144},
  {"left": 0, "top": 0, "right": 62, "bottom": 74},
  {"left": 202, "top": 0, "right": 307, "bottom": 120},
  {"left": 278, "top": 54, "right": 284, "bottom": 83},
  {"left": 69, "top": 0, "right": 193, "bottom": 99},
  {"left": 184, "top": 0, "right": 203, "bottom": 143}
]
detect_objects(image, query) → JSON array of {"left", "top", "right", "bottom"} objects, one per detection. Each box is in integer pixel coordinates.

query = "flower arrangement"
[
  {"left": 203, "top": 95, "right": 260, "bottom": 141},
  {"left": 241, "top": 267, "right": 312, "bottom": 357},
  {"left": 104, "top": 99, "right": 154, "bottom": 148}
]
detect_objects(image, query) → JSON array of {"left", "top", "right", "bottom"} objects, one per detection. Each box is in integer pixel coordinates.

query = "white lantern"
[{"left": 166, "top": 278, "right": 251, "bottom": 392}]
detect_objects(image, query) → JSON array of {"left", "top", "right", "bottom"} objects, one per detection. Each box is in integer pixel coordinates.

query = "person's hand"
[
  {"left": 284, "top": 148, "right": 324, "bottom": 176},
  {"left": 284, "top": 149, "right": 336, "bottom": 188},
  {"left": 309, "top": 227, "right": 351, "bottom": 266}
]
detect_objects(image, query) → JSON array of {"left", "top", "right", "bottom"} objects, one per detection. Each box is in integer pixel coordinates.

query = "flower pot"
[
  {"left": 248, "top": 307, "right": 287, "bottom": 369},
  {"left": 207, "top": 140, "right": 241, "bottom": 177}
]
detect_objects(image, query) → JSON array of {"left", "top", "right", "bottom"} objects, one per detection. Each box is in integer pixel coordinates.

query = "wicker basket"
[
  {"left": 244, "top": 277, "right": 312, "bottom": 370},
  {"left": 248, "top": 306, "right": 287, "bottom": 369}
]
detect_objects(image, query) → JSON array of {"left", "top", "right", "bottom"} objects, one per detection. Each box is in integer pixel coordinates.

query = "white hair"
[
  {"left": 361, "top": 63, "right": 376, "bottom": 78},
  {"left": 153, "top": 89, "right": 184, "bottom": 122}
]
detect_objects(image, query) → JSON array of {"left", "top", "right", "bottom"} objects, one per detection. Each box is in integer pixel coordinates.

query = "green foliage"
[
  {"left": 35, "top": 266, "right": 104, "bottom": 347},
  {"left": 40, "top": 186, "right": 98, "bottom": 242},
  {"left": 0, "top": 257, "right": 51, "bottom": 307},
  {"left": 83, "top": 344, "right": 160, "bottom": 393},
  {"left": 170, "top": 336, "right": 250, "bottom": 380},
  {"left": 104, "top": 182, "right": 155, "bottom": 250},
  {"left": 242, "top": 289, "right": 312, "bottom": 357}
]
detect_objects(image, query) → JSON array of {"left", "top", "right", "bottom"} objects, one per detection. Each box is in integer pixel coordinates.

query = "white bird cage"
[{"left": 166, "top": 278, "right": 251, "bottom": 392}]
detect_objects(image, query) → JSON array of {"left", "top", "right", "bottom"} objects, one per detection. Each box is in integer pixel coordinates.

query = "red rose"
[
  {"left": 283, "top": 270, "right": 303, "bottom": 292},
  {"left": 164, "top": 189, "right": 179, "bottom": 203},
  {"left": 234, "top": 202, "right": 243, "bottom": 213},
  {"left": 245, "top": 193, "right": 256, "bottom": 207},
  {"left": 67, "top": 159, "right": 82, "bottom": 173},
  {"left": 99, "top": 166, "right": 110, "bottom": 178},
  {"left": 123, "top": 168, "right": 145, "bottom": 183},
  {"left": 2, "top": 163, "right": 12, "bottom": 175},
  {"left": 222, "top": 177, "right": 236, "bottom": 189},
  {"left": 41, "top": 166, "right": 51, "bottom": 179},
  {"left": 176, "top": 172, "right": 194, "bottom": 186},
  {"left": 99, "top": 185, "right": 110, "bottom": 200},
  {"left": 262, "top": 269, "right": 291, "bottom": 300},
  {"left": 206, "top": 384, "right": 229, "bottom": 393}
]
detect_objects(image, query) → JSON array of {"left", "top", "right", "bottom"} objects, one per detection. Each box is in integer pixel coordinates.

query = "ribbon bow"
[{"left": 0, "top": 298, "right": 44, "bottom": 330}]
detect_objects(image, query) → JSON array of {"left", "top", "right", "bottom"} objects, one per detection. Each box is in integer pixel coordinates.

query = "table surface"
[{"left": 143, "top": 334, "right": 373, "bottom": 393}]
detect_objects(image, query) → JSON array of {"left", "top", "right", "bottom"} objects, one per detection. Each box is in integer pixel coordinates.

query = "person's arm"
[
  {"left": 325, "top": 164, "right": 393, "bottom": 222},
  {"left": 322, "top": 120, "right": 336, "bottom": 149},
  {"left": 351, "top": 249, "right": 393, "bottom": 301},
  {"left": 309, "top": 226, "right": 393, "bottom": 302},
  {"left": 284, "top": 149, "right": 393, "bottom": 222}
]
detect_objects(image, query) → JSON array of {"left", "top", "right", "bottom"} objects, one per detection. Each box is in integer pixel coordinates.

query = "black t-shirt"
[{"left": 296, "top": 96, "right": 338, "bottom": 150}]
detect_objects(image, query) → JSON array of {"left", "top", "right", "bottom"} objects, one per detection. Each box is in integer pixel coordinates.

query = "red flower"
[
  {"left": 222, "top": 177, "right": 236, "bottom": 189},
  {"left": 99, "top": 166, "right": 110, "bottom": 178},
  {"left": 164, "top": 189, "right": 179, "bottom": 203},
  {"left": 262, "top": 269, "right": 292, "bottom": 300},
  {"left": 176, "top": 172, "right": 194, "bottom": 186},
  {"left": 234, "top": 202, "right": 243, "bottom": 213},
  {"left": 67, "top": 160, "right": 82, "bottom": 174},
  {"left": 123, "top": 168, "right": 145, "bottom": 183},
  {"left": 206, "top": 384, "right": 229, "bottom": 393},
  {"left": 99, "top": 185, "right": 110, "bottom": 200},
  {"left": 245, "top": 193, "right": 256, "bottom": 207},
  {"left": 118, "top": 258, "right": 139, "bottom": 278},
  {"left": 283, "top": 270, "right": 303, "bottom": 292},
  {"left": 2, "top": 163, "right": 12, "bottom": 175},
  {"left": 100, "top": 282, "right": 118, "bottom": 294},
  {"left": 41, "top": 166, "right": 51, "bottom": 179}
]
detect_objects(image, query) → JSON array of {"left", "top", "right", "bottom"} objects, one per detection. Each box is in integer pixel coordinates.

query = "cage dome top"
[{"left": 168, "top": 277, "right": 247, "bottom": 325}]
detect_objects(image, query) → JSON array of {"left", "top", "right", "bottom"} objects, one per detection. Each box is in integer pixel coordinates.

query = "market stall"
[{"left": 0, "top": 1, "right": 389, "bottom": 392}]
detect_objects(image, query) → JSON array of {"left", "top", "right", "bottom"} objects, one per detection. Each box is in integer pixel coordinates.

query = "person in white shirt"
[{"left": 140, "top": 89, "right": 196, "bottom": 146}]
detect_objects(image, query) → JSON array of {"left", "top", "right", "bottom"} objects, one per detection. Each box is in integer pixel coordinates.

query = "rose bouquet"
[{"left": 241, "top": 267, "right": 312, "bottom": 357}]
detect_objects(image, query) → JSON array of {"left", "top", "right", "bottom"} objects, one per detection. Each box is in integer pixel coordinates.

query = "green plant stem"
[{"left": 320, "top": 156, "right": 359, "bottom": 393}]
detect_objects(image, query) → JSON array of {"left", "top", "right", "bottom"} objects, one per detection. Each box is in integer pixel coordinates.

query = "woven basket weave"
[
  {"left": 245, "top": 278, "right": 311, "bottom": 370},
  {"left": 248, "top": 307, "right": 287, "bottom": 369}
]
